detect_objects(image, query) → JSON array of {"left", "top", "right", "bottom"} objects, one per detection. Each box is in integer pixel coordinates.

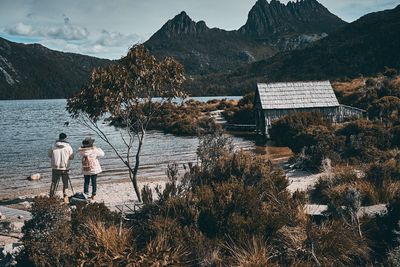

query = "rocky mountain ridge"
[
  {"left": 152, "top": 11, "right": 210, "bottom": 38},
  {"left": 187, "top": 4, "right": 400, "bottom": 96},
  {"left": 239, "top": 0, "right": 345, "bottom": 38},
  {"left": 145, "top": 0, "right": 347, "bottom": 75}
]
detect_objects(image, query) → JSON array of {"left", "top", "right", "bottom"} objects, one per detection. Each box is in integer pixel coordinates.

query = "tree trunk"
[{"left": 129, "top": 137, "right": 144, "bottom": 202}]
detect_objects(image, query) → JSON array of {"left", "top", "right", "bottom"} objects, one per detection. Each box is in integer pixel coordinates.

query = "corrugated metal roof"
[{"left": 257, "top": 81, "right": 340, "bottom": 110}]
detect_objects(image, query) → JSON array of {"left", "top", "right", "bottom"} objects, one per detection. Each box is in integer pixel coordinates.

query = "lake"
[{"left": 0, "top": 97, "right": 270, "bottom": 197}]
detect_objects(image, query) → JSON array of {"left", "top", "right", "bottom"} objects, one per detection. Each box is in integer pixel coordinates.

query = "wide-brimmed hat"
[{"left": 82, "top": 137, "right": 95, "bottom": 147}]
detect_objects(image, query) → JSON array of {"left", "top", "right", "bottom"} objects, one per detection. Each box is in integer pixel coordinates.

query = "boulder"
[{"left": 27, "top": 173, "right": 41, "bottom": 181}]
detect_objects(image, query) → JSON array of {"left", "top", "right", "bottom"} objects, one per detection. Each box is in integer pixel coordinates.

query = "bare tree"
[{"left": 67, "top": 44, "right": 186, "bottom": 202}]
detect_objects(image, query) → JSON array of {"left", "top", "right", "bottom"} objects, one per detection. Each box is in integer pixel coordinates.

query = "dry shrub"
[
  {"left": 333, "top": 78, "right": 365, "bottom": 95},
  {"left": 313, "top": 165, "right": 379, "bottom": 206},
  {"left": 392, "top": 75, "right": 400, "bottom": 88},
  {"left": 78, "top": 220, "right": 133, "bottom": 266},
  {"left": 222, "top": 92, "right": 254, "bottom": 124},
  {"left": 199, "top": 247, "right": 223, "bottom": 267},
  {"left": 141, "top": 216, "right": 213, "bottom": 265},
  {"left": 310, "top": 221, "right": 371, "bottom": 266},
  {"left": 272, "top": 225, "right": 307, "bottom": 263},
  {"left": 71, "top": 202, "right": 119, "bottom": 232},
  {"left": 332, "top": 165, "right": 362, "bottom": 183},
  {"left": 328, "top": 182, "right": 379, "bottom": 207},
  {"left": 381, "top": 181, "right": 400, "bottom": 203},
  {"left": 224, "top": 237, "right": 277, "bottom": 267},
  {"left": 387, "top": 246, "right": 400, "bottom": 267},
  {"left": 136, "top": 231, "right": 190, "bottom": 266},
  {"left": 21, "top": 196, "right": 75, "bottom": 267}
]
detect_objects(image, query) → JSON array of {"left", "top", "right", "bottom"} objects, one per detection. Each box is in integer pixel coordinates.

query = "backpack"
[
  {"left": 82, "top": 154, "right": 95, "bottom": 172},
  {"left": 69, "top": 192, "right": 89, "bottom": 205}
]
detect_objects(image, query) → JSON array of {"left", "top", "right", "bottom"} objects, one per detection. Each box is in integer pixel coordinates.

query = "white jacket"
[
  {"left": 79, "top": 146, "right": 105, "bottom": 175},
  {"left": 48, "top": 141, "right": 74, "bottom": 170}
]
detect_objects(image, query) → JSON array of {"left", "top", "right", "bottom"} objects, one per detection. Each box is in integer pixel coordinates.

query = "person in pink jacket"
[{"left": 79, "top": 137, "right": 104, "bottom": 200}]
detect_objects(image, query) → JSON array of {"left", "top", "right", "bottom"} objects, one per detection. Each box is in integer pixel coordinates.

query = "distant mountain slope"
[
  {"left": 253, "top": 4, "right": 400, "bottom": 81},
  {"left": 0, "top": 38, "right": 110, "bottom": 100},
  {"left": 145, "top": 0, "right": 346, "bottom": 75},
  {"left": 189, "top": 4, "right": 400, "bottom": 96}
]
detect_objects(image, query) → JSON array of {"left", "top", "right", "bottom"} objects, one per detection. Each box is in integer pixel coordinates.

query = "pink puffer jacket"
[{"left": 79, "top": 146, "right": 105, "bottom": 175}]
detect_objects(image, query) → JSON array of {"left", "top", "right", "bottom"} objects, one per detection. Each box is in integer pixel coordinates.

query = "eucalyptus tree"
[{"left": 67, "top": 44, "right": 186, "bottom": 201}]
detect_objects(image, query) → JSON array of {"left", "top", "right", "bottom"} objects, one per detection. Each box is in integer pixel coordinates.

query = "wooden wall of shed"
[{"left": 256, "top": 106, "right": 365, "bottom": 137}]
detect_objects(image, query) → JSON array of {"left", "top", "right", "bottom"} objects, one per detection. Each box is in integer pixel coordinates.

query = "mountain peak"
[
  {"left": 153, "top": 11, "right": 209, "bottom": 38},
  {"left": 176, "top": 11, "right": 189, "bottom": 18},
  {"left": 240, "top": 0, "right": 346, "bottom": 38}
]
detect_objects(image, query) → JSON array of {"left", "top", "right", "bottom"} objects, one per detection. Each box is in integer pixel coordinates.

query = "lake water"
[{"left": 0, "top": 97, "right": 267, "bottom": 197}]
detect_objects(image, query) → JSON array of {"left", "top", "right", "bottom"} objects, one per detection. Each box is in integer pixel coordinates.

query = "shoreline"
[
  {"left": 0, "top": 175, "right": 168, "bottom": 206},
  {"left": 1, "top": 158, "right": 308, "bottom": 210}
]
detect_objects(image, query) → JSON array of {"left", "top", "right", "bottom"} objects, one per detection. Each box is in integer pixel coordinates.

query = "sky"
[{"left": 0, "top": 0, "right": 399, "bottom": 59}]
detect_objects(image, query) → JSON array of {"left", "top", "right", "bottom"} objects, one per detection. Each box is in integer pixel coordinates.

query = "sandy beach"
[{"left": 0, "top": 175, "right": 168, "bottom": 209}]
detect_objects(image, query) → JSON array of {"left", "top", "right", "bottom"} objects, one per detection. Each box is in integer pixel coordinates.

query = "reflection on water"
[
  {"left": 227, "top": 132, "right": 293, "bottom": 162},
  {"left": 0, "top": 98, "right": 292, "bottom": 196}
]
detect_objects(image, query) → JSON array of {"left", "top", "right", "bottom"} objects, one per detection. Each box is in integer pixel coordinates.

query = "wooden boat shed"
[{"left": 254, "top": 81, "right": 366, "bottom": 137}]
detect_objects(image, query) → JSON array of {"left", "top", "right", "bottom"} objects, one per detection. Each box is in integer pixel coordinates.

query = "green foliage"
[
  {"left": 312, "top": 159, "right": 400, "bottom": 212},
  {"left": 67, "top": 44, "right": 186, "bottom": 121},
  {"left": 364, "top": 198, "right": 400, "bottom": 263},
  {"left": 392, "top": 125, "right": 400, "bottom": 147},
  {"left": 312, "top": 166, "right": 379, "bottom": 209},
  {"left": 223, "top": 92, "right": 255, "bottom": 124},
  {"left": 338, "top": 74, "right": 400, "bottom": 115},
  {"left": 278, "top": 116, "right": 394, "bottom": 171},
  {"left": 307, "top": 221, "right": 370, "bottom": 266},
  {"left": 152, "top": 100, "right": 224, "bottom": 136},
  {"left": 270, "top": 112, "right": 329, "bottom": 153},
  {"left": 368, "top": 96, "right": 400, "bottom": 124},
  {"left": 21, "top": 197, "right": 75, "bottom": 267},
  {"left": 196, "top": 130, "right": 233, "bottom": 173},
  {"left": 384, "top": 67, "right": 399, "bottom": 78},
  {"left": 70, "top": 202, "right": 119, "bottom": 232},
  {"left": 110, "top": 100, "right": 223, "bottom": 136}
]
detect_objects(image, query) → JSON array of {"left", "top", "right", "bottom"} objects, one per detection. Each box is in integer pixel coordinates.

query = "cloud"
[
  {"left": 7, "top": 22, "right": 33, "bottom": 36},
  {"left": 33, "top": 28, "right": 141, "bottom": 59},
  {"left": 97, "top": 30, "right": 141, "bottom": 47},
  {"left": 2, "top": 12, "right": 143, "bottom": 58},
  {"left": 5, "top": 16, "right": 89, "bottom": 40}
]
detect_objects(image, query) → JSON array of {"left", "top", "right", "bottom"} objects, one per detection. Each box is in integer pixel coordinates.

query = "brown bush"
[
  {"left": 222, "top": 92, "right": 255, "bottom": 124},
  {"left": 270, "top": 112, "right": 329, "bottom": 153},
  {"left": 327, "top": 182, "right": 379, "bottom": 207},
  {"left": 77, "top": 220, "right": 133, "bottom": 266},
  {"left": 224, "top": 237, "right": 277, "bottom": 267},
  {"left": 21, "top": 197, "right": 75, "bottom": 267},
  {"left": 135, "top": 231, "right": 190, "bottom": 266},
  {"left": 309, "top": 221, "right": 371, "bottom": 266}
]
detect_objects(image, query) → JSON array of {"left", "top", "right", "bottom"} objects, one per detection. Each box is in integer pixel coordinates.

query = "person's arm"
[
  {"left": 96, "top": 147, "right": 105, "bottom": 157},
  {"left": 69, "top": 146, "right": 74, "bottom": 160},
  {"left": 48, "top": 147, "right": 53, "bottom": 158}
]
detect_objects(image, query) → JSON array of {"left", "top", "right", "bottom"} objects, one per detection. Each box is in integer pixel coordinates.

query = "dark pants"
[
  {"left": 84, "top": 174, "right": 97, "bottom": 196},
  {"left": 50, "top": 169, "right": 69, "bottom": 197}
]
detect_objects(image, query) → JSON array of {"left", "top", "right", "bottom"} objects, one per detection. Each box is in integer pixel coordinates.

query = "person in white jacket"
[
  {"left": 79, "top": 137, "right": 104, "bottom": 200},
  {"left": 48, "top": 133, "right": 74, "bottom": 202}
]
